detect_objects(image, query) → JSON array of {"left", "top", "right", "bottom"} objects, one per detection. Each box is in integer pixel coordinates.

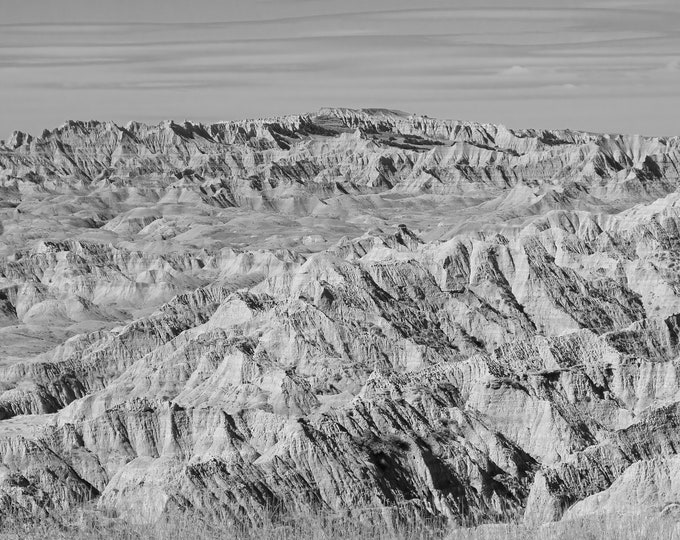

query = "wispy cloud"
[{"left": 0, "top": 0, "right": 679, "bottom": 136}]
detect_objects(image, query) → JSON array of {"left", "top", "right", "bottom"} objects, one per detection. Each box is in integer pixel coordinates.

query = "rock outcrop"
[{"left": 1, "top": 108, "right": 680, "bottom": 527}]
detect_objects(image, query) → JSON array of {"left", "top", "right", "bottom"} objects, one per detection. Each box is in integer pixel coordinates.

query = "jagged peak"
[
  {"left": 1, "top": 130, "right": 33, "bottom": 149},
  {"left": 3, "top": 109, "right": 675, "bottom": 151},
  {"left": 316, "top": 107, "right": 411, "bottom": 119}
]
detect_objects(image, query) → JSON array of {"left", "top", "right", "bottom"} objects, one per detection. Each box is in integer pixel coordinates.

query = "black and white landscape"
[
  {"left": 1, "top": 108, "right": 680, "bottom": 537},
  {"left": 2, "top": 0, "right": 680, "bottom": 538}
]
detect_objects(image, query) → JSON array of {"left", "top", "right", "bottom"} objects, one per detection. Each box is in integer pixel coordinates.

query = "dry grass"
[
  {"left": 447, "top": 512, "right": 680, "bottom": 540},
  {"left": 0, "top": 507, "right": 678, "bottom": 540},
  {"left": 0, "top": 505, "right": 446, "bottom": 540}
]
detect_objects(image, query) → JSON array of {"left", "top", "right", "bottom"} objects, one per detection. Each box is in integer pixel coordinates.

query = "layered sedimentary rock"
[{"left": 1, "top": 108, "right": 680, "bottom": 526}]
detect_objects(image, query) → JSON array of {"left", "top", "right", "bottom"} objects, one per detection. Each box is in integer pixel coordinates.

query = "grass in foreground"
[
  {"left": 0, "top": 507, "right": 678, "bottom": 540},
  {"left": 447, "top": 512, "right": 680, "bottom": 540}
]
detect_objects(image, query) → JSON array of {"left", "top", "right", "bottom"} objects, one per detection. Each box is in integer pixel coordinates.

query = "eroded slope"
[{"left": 1, "top": 108, "right": 680, "bottom": 526}]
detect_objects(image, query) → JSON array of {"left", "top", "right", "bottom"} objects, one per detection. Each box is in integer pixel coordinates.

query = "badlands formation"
[{"left": 0, "top": 108, "right": 680, "bottom": 527}]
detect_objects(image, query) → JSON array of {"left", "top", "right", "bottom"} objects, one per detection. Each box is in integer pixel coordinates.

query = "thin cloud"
[
  {"left": 665, "top": 58, "right": 680, "bottom": 72},
  {"left": 0, "top": 0, "right": 678, "bottom": 136},
  {"left": 500, "top": 65, "right": 532, "bottom": 76}
]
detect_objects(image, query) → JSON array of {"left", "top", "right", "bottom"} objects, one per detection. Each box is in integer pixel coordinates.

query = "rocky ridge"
[{"left": 1, "top": 108, "right": 680, "bottom": 527}]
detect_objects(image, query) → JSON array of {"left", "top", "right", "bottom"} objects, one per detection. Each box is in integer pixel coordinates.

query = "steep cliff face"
[{"left": 1, "top": 108, "right": 680, "bottom": 526}]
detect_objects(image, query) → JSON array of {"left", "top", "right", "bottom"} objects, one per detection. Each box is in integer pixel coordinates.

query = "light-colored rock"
[{"left": 0, "top": 108, "right": 680, "bottom": 527}]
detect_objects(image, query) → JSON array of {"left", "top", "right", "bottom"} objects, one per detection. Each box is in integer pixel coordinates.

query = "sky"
[{"left": 1, "top": 0, "right": 679, "bottom": 137}]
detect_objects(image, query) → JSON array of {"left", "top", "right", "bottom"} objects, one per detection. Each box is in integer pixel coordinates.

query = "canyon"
[{"left": 1, "top": 107, "right": 680, "bottom": 528}]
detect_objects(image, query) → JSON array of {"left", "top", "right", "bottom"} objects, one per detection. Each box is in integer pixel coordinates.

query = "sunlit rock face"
[{"left": 1, "top": 108, "right": 680, "bottom": 525}]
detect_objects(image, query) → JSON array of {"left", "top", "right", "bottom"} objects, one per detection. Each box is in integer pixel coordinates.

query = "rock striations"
[{"left": 1, "top": 108, "right": 680, "bottom": 526}]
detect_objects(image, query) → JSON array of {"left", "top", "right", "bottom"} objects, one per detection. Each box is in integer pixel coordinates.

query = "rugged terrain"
[{"left": 1, "top": 108, "right": 680, "bottom": 529}]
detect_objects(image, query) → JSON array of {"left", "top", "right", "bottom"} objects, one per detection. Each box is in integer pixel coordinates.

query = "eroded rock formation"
[{"left": 1, "top": 108, "right": 680, "bottom": 525}]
